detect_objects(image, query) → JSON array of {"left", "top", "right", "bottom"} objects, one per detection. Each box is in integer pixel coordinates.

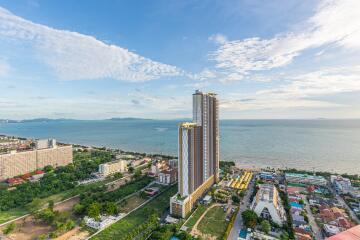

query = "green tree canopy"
[
  {"left": 87, "top": 202, "right": 101, "bottom": 220},
  {"left": 241, "top": 210, "right": 258, "bottom": 229},
  {"left": 261, "top": 220, "right": 271, "bottom": 234}
]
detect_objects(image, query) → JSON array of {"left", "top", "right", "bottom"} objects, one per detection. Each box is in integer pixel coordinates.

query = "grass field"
[
  {"left": 198, "top": 206, "right": 228, "bottom": 238},
  {"left": 0, "top": 207, "right": 28, "bottom": 224},
  {"left": 91, "top": 184, "right": 177, "bottom": 240},
  {"left": 184, "top": 205, "right": 207, "bottom": 231}
]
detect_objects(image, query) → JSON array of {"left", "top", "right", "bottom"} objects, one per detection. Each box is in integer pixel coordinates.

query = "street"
[
  {"left": 227, "top": 179, "right": 255, "bottom": 240},
  {"left": 303, "top": 196, "right": 324, "bottom": 240},
  {"left": 328, "top": 183, "right": 360, "bottom": 224}
]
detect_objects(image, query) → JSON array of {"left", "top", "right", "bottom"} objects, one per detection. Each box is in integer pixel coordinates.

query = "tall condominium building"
[{"left": 170, "top": 90, "right": 219, "bottom": 218}]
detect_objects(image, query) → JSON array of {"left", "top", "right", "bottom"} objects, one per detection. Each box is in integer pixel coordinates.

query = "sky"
[{"left": 0, "top": 0, "right": 360, "bottom": 120}]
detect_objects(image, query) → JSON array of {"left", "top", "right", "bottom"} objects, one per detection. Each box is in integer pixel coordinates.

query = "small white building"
[
  {"left": 99, "top": 160, "right": 127, "bottom": 177},
  {"left": 203, "top": 195, "right": 212, "bottom": 205},
  {"left": 323, "top": 224, "right": 340, "bottom": 236},
  {"left": 251, "top": 184, "right": 287, "bottom": 225},
  {"left": 84, "top": 214, "right": 124, "bottom": 230},
  {"left": 158, "top": 169, "right": 177, "bottom": 185}
]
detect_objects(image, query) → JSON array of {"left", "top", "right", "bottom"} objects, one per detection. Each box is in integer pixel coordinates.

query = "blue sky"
[{"left": 0, "top": 0, "right": 360, "bottom": 119}]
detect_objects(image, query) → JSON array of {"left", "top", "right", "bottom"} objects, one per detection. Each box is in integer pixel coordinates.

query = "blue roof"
[
  {"left": 239, "top": 229, "right": 247, "bottom": 238},
  {"left": 290, "top": 202, "right": 303, "bottom": 208}
]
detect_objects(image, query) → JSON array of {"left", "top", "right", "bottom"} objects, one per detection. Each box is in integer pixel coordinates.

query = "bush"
[
  {"left": 261, "top": 220, "right": 271, "bottom": 234},
  {"left": 3, "top": 222, "right": 16, "bottom": 234},
  {"left": 223, "top": 208, "right": 238, "bottom": 240}
]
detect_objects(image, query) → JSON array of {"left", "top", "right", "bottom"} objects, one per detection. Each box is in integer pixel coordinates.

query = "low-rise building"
[
  {"left": 331, "top": 175, "right": 353, "bottom": 194},
  {"left": 285, "top": 173, "right": 327, "bottom": 186},
  {"left": 130, "top": 159, "right": 144, "bottom": 167},
  {"left": 84, "top": 215, "right": 124, "bottom": 230},
  {"left": 158, "top": 169, "right": 177, "bottom": 185},
  {"left": 323, "top": 224, "right": 340, "bottom": 237},
  {"left": 250, "top": 184, "right": 287, "bottom": 225},
  {"left": 99, "top": 159, "right": 127, "bottom": 177}
]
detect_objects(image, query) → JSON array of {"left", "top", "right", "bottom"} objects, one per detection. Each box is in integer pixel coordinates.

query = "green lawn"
[
  {"left": 0, "top": 207, "right": 28, "bottom": 224},
  {"left": 91, "top": 184, "right": 178, "bottom": 240},
  {"left": 198, "top": 206, "right": 228, "bottom": 238},
  {"left": 184, "top": 204, "right": 208, "bottom": 231}
]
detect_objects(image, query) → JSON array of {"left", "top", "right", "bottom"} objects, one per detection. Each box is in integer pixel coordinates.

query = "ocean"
[{"left": 0, "top": 119, "right": 359, "bottom": 174}]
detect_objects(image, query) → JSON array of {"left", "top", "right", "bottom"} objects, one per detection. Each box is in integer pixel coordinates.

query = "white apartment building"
[
  {"left": 251, "top": 184, "right": 287, "bottom": 225},
  {"left": 99, "top": 159, "right": 127, "bottom": 177}
]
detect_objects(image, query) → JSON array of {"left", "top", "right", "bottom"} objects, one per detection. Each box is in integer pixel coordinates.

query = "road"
[
  {"left": 328, "top": 183, "right": 360, "bottom": 224},
  {"left": 227, "top": 179, "right": 255, "bottom": 240},
  {"left": 303, "top": 196, "right": 323, "bottom": 240}
]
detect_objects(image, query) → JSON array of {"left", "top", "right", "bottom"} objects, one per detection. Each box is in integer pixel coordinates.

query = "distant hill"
[
  {"left": 0, "top": 118, "right": 73, "bottom": 123},
  {"left": 108, "top": 117, "right": 153, "bottom": 121}
]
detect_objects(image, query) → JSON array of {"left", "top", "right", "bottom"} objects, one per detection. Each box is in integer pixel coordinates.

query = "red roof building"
[
  {"left": 327, "top": 224, "right": 360, "bottom": 240},
  {"left": 6, "top": 177, "right": 24, "bottom": 186}
]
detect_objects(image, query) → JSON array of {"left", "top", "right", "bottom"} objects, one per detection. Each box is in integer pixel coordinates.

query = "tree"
[
  {"left": 36, "top": 208, "right": 56, "bottom": 224},
  {"left": 73, "top": 203, "right": 85, "bottom": 215},
  {"left": 48, "top": 200, "right": 54, "bottom": 211},
  {"left": 87, "top": 202, "right": 101, "bottom": 220},
  {"left": 280, "top": 232, "right": 290, "bottom": 240},
  {"left": 241, "top": 210, "right": 258, "bottom": 229},
  {"left": 3, "top": 223, "right": 16, "bottom": 234},
  {"left": 232, "top": 195, "right": 240, "bottom": 204},
  {"left": 261, "top": 220, "right": 271, "bottom": 234},
  {"left": 239, "top": 190, "right": 246, "bottom": 198},
  {"left": 103, "top": 202, "right": 118, "bottom": 215},
  {"left": 133, "top": 169, "right": 142, "bottom": 179},
  {"left": 128, "top": 166, "right": 134, "bottom": 173},
  {"left": 27, "top": 198, "right": 42, "bottom": 213},
  {"left": 113, "top": 172, "right": 123, "bottom": 179},
  {"left": 299, "top": 199, "right": 304, "bottom": 205}
]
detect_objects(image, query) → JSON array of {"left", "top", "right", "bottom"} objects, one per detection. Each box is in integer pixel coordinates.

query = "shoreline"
[{"left": 1, "top": 134, "right": 358, "bottom": 177}]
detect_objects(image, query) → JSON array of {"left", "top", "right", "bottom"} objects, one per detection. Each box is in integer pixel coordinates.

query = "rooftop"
[
  {"left": 179, "top": 122, "right": 198, "bottom": 128},
  {"left": 285, "top": 172, "right": 326, "bottom": 180},
  {"left": 328, "top": 224, "right": 360, "bottom": 240}
]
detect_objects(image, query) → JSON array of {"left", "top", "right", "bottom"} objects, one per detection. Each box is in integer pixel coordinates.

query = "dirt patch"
[
  {"left": 54, "top": 196, "right": 80, "bottom": 212},
  {"left": 5, "top": 216, "right": 53, "bottom": 240},
  {"left": 0, "top": 197, "right": 80, "bottom": 240},
  {"left": 54, "top": 226, "right": 89, "bottom": 240}
]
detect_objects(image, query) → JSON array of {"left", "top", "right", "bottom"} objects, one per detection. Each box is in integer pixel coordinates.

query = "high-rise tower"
[{"left": 170, "top": 90, "right": 219, "bottom": 218}]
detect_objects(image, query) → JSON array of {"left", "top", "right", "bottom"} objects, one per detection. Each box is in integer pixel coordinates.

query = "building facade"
[
  {"left": 99, "top": 159, "right": 127, "bottom": 177},
  {"left": 0, "top": 140, "right": 72, "bottom": 181},
  {"left": 170, "top": 90, "right": 219, "bottom": 218},
  {"left": 285, "top": 173, "right": 327, "bottom": 186},
  {"left": 251, "top": 184, "right": 287, "bottom": 225},
  {"left": 158, "top": 167, "right": 177, "bottom": 185}
]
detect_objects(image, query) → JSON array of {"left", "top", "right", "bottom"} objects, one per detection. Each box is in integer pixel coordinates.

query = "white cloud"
[
  {"left": 0, "top": 7, "right": 182, "bottom": 82},
  {"left": 209, "top": 0, "right": 360, "bottom": 79},
  {"left": 259, "top": 66, "right": 360, "bottom": 99},
  {"left": 188, "top": 68, "right": 216, "bottom": 81},
  {"left": 221, "top": 65, "right": 360, "bottom": 113},
  {"left": 208, "top": 33, "right": 228, "bottom": 45}
]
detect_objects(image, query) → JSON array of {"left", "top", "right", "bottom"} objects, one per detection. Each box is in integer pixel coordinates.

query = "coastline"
[{"left": 1, "top": 134, "right": 357, "bottom": 176}]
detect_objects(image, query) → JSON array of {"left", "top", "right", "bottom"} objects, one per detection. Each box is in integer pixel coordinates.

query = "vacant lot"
[
  {"left": 184, "top": 205, "right": 207, "bottom": 231},
  {"left": 91, "top": 184, "right": 177, "bottom": 240},
  {"left": 118, "top": 194, "right": 147, "bottom": 213},
  {"left": 198, "top": 206, "right": 227, "bottom": 239}
]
